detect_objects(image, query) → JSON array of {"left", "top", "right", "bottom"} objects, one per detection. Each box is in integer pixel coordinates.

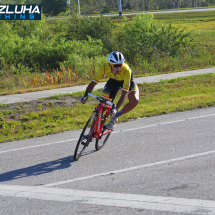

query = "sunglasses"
[{"left": 112, "top": 64, "right": 122, "bottom": 68}]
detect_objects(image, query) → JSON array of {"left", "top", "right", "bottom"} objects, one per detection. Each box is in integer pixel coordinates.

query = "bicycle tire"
[
  {"left": 74, "top": 112, "right": 97, "bottom": 161},
  {"left": 95, "top": 126, "right": 111, "bottom": 151}
]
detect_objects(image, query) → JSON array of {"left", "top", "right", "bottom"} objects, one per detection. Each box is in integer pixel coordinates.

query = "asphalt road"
[
  {"left": 102, "top": 7, "right": 215, "bottom": 16},
  {"left": 1, "top": 7, "right": 215, "bottom": 214},
  {"left": 47, "top": 7, "right": 215, "bottom": 19},
  {"left": 1, "top": 106, "right": 215, "bottom": 214}
]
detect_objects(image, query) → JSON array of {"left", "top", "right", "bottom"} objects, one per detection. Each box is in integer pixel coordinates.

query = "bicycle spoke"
[
  {"left": 95, "top": 128, "right": 112, "bottom": 151},
  {"left": 74, "top": 112, "right": 97, "bottom": 161}
]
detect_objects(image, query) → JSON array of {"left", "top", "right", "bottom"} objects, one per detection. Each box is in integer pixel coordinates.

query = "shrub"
[
  {"left": 66, "top": 15, "right": 115, "bottom": 52},
  {"left": 113, "top": 13, "right": 194, "bottom": 62},
  {"left": 0, "top": 18, "right": 104, "bottom": 72},
  {"left": 101, "top": 5, "right": 110, "bottom": 13}
]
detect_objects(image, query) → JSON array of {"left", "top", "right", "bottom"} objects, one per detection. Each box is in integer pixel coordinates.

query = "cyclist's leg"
[
  {"left": 101, "top": 78, "right": 122, "bottom": 101},
  {"left": 119, "top": 80, "right": 139, "bottom": 114},
  {"left": 101, "top": 78, "right": 122, "bottom": 114},
  {"left": 119, "top": 87, "right": 139, "bottom": 114},
  {"left": 100, "top": 79, "right": 121, "bottom": 129},
  {"left": 106, "top": 81, "right": 139, "bottom": 129}
]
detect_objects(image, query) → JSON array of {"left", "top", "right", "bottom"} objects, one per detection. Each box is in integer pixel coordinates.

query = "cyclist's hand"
[
  {"left": 110, "top": 108, "right": 117, "bottom": 117},
  {"left": 80, "top": 96, "right": 88, "bottom": 104}
]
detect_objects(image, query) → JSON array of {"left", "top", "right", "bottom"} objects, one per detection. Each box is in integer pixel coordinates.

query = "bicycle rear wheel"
[
  {"left": 95, "top": 126, "right": 111, "bottom": 151},
  {"left": 74, "top": 112, "right": 97, "bottom": 161}
]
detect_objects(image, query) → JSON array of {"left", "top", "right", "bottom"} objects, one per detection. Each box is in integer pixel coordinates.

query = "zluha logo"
[{"left": 0, "top": 5, "right": 41, "bottom": 20}]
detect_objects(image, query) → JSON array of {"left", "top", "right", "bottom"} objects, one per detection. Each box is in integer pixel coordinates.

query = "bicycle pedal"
[
  {"left": 81, "top": 141, "right": 87, "bottom": 145},
  {"left": 81, "top": 137, "right": 87, "bottom": 145}
]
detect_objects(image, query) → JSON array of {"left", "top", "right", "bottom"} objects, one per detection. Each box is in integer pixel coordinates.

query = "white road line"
[
  {"left": 1, "top": 113, "right": 215, "bottom": 154},
  {"left": 119, "top": 113, "right": 215, "bottom": 133},
  {"left": 0, "top": 184, "right": 215, "bottom": 214},
  {"left": 0, "top": 138, "right": 78, "bottom": 154},
  {"left": 44, "top": 149, "right": 215, "bottom": 187}
]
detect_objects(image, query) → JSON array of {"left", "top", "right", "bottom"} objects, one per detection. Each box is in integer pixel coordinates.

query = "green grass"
[
  {"left": 1, "top": 73, "right": 215, "bottom": 143},
  {"left": 1, "top": 10, "right": 215, "bottom": 95},
  {"left": 154, "top": 10, "right": 215, "bottom": 46},
  {"left": 153, "top": 10, "right": 215, "bottom": 49},
  {"left": 1, "top": 10, "right": 215, "bottom": 143}
]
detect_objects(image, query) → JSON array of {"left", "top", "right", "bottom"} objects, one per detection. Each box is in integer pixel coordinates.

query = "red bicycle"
[{"left": 74, "top": 93, "right": 116, "bottom": 161}]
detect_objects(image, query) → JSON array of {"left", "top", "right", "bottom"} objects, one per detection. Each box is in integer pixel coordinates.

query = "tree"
[
  {"left": 41, "top": 0, "right": 67, "bottom": 16},
  {"left": 25, "top": 0, "right": 42, "bottom": 3},
  {"left": 0, "top": 0, "right": 26, "bottom": 3},
  {"left": 101, "top": 5, "right": 110, "bottom": 13},
  {"left": 143, "top": 0, "right": 150, "bottom": 10}
]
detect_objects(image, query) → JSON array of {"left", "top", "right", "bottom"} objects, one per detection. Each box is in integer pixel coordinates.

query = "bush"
[
  {"left": 113, "top": 13, "right": 194, "bottom": 62},
  {"left": 0, "top": 17, "right": 104, "bottom": 72},
  {"left": 0, "top": 13, "right": 195, "bottom": 77},
  {"left": 101, "top": 5, "right": 110, "bottom": 13},
  {"left": 41, "top": 0, "right": 67, "bottom": 16},
  {"left": 66, "top": 15, "right": 116, "bottom": 52}
]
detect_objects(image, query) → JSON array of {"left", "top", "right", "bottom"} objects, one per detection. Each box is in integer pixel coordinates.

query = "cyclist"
[{"left": 80, "top": 51, "right": 139, "bottom": 129}]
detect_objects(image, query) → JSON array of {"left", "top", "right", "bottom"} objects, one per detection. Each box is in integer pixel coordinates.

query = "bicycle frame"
[
  {"left": 88, "top": 94, "right": 114, "bottom": 141},
  {"left": 74, "top": 93, "right": 116, "bottom": 161}
]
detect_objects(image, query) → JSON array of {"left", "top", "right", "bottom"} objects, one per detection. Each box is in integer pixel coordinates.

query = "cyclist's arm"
[
  {"left": 81, "top": 64, "right": 106, "bottom": 104},
  {"left": 84, "top": 81, "right": 97, "bottom": 96},
  {"left": 122, "top": 70, "right": 131, "bottom": 92},
  {"left": 116, "top": 91, "right": 128, "bottom": 110},
  {"left": 80, "top": 81, "right": 97, "bottom": 104}
]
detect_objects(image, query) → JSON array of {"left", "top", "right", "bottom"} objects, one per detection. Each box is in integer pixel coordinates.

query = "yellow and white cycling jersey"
[{"left": 92, "top": 62, "right": 132, "bottom": 93}]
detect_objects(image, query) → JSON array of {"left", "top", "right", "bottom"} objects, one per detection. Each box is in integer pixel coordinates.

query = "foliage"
[
  {"left": 1, "top": 10, "right": 215, "bottom": 94},
  {"left": 113, "top": 13, "right": 193, "bottom": 62},
  {"left": 58, "top": 0, "right": 215, "bottom": 14},
  {"left": 0, "top": 0, "right": 215, "bottom": 15},
  {"left": 0, "top": 17, "right": 104, "bottom": 71},
  {"left": 101, "top": 5, "right": 110, "bottom": 13},
  {"left": 66, "top": 15, "right": 116, "bottom": 52},
  {"left": 0, "top": 0, "right": 26, "bottom": 3},
  {"left": 2, "top": 73, "right": 215, "bottom": 142},
  {"left": 41, "top": 0, "right": 67, "bottom": 16}
]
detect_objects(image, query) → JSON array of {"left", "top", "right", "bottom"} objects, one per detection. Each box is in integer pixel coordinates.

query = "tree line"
[
  {"left": 0, "top": 13, "right": 193, "bottom": 74},
  {"left": 0, "top": 0, "right": 215, "bottom": 16}
]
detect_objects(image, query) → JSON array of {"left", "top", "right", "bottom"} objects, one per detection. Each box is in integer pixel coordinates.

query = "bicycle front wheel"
[{"left": 74, "top": 112, "right": 97, "bottom": 161}]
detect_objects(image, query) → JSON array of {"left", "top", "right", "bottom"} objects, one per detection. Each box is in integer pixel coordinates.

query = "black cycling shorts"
[{"left": 101, "top": 78, "right": 138, "bottom": 102}]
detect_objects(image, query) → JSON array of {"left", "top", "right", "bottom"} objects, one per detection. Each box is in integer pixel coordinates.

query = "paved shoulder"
[
  {"left": 1, "top": 67, "right": 215, "bottom": 104},
  {"left": 135, "top": 67, "right": 215, "bottom": 84}
]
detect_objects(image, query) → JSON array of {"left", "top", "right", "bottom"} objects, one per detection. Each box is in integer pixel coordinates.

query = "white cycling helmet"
[{"left": 108, "top": 51, "right": 125, "bottom": 64}]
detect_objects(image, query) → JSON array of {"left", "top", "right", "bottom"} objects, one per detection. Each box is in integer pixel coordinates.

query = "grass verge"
[
  {"left": 1, "top": 73, "right": 215, "bottom": 143},
  {"left": 1, "top": 10, "right": 215, "bottom": 96}
]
